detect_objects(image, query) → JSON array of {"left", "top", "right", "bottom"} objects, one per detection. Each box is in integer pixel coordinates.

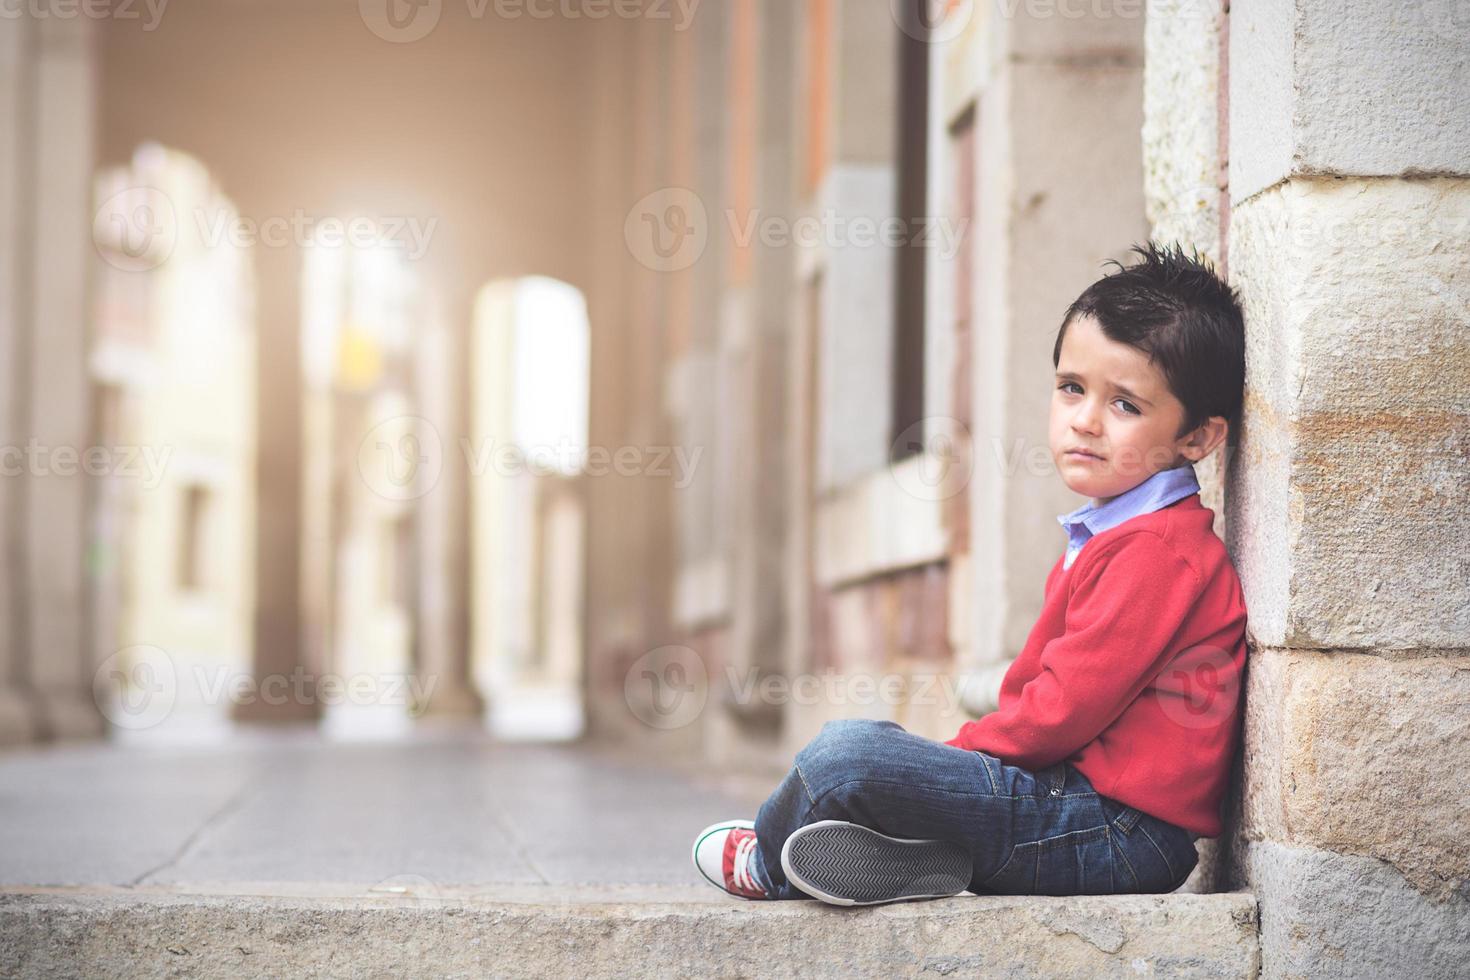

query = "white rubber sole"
[
  {"left": 779, "top": 819, "right": 972, "bottom": 907},
  {"left": 691, "top": 819, "right": 756, "bottom": 896}
]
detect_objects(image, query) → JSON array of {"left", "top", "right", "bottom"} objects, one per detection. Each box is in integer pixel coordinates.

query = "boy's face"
[{"left": 1049, "top": 314, "right": 1214, "bottom": 506}]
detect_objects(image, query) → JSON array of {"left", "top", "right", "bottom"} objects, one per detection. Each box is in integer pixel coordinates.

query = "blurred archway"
[{"left": 471, "top": 277, "right": 591, "bottom": 740}]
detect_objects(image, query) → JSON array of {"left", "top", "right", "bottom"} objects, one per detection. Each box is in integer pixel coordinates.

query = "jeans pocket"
[
  {"left": 1157, "top": 825, "right": 1201, "bottom": 891},
  {"left": 1114, "top": 815, "right": 1199, "bottom": 893},
  {"left": 1039, "top": 826, "right": 1115, "bottom": 896},
  {"left": 979, "top": 826, "right": 1113, "bottom": 896}
]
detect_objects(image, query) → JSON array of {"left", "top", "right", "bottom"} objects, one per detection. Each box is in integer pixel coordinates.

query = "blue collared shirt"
[{"left": 1057, "top": 464, "right": 1201, "bottom": 570}]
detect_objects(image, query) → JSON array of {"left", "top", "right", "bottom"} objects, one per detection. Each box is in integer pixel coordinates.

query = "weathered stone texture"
[
  {"left": 1143, "top": 0, "right": 1222, "bottom": 263},
  {"left": 1240, "top": 648, "right": 1470, "bottom": 901},
  {"left": 1228, "top": 178, "right": 1470, "bottom": 649},
  {"left": 1243, "top": 840, "right": 1470, "bottom": 980},
  {"left": 0, "top": 889, "right": 1261, "bottom": 980},
  {"left": 1141, "top": 0, "right": 1230, "bottom": 537},
  {"left": 1231, "top": 0, "right": 1470, "bottom": 200}
]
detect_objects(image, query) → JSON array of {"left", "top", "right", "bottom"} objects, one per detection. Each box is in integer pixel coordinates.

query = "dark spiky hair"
[{"left": 1053, "top": 242, "right": 1245, "bottom": 437}]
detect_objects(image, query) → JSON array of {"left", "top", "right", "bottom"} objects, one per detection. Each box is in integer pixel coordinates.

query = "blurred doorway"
[
  {"left": 471, "top": 277, "right": 590, "bottom": 741},
  {"left": 301, "top": 235, "right": 424, "bottom": 738},
  {"left": 90, "top": 143, "right": 257, "bottom": 741}
]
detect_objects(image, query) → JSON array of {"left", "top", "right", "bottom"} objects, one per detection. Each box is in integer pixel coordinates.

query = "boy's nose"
[{"left": 1071, "top": 401, "right": 1103, "bottom": 434}]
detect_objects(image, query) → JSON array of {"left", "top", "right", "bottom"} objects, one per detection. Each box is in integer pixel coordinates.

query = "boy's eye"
[
  {"left": 1114, "top": 399, "right": 1141, "bottom": 415},
  {"left": 1058, "top": 381, "right": 1082, "bottom": 395}
]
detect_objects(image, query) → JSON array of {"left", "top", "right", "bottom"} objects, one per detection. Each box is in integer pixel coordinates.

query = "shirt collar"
[{"left": 1057, "top": 463, "right": 1201, "bottom": 543}]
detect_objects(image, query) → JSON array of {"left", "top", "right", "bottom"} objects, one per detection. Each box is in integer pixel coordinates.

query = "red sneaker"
[{"left": 692, "top": 819, "right": 770, "bottom": 900}]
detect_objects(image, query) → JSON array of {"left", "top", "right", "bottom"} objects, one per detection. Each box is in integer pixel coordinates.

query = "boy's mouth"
[{"left": 1063, "top": 447, "right": 1106, "bottom": 462}]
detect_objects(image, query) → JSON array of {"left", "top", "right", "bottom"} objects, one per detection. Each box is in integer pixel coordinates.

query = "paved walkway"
[
  {"left": 0, "top": 730, "right": 1262, "bottom": 978},
  {"left": 0, "top": 728, "right": 775, "bottom": 898}
]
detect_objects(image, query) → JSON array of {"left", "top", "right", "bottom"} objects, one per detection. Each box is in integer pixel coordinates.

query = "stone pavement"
[
  {"left": 0, "top": 730, "right": 1260, "bottom": 978},
  {"left": 0, "top": 727, "right": 777, "bottom": 892}
]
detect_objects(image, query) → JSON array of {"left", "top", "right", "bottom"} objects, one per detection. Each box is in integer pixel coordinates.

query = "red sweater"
[{"left": 944, "top": 494, "right": 1247, "bottom": 837}]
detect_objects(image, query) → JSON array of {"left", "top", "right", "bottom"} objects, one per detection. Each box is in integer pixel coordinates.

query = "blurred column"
[
  {"left": 624, "top": 18, "right": 677, "bottom": 746},
  {"left": 961, "top": 3, "right": 1147, "bottom": 690},
  {"left": 20, "top": 14, "right": 103, "bottom": 740},
  {"left": 241, "top": 235, "right": 316, "bottom": 722},
  {"left": 0, "top": 14, "right": 37, "bottom": 744},
  {"left": 413, "top": 289, "right": 483, "bottom": 720},
  {"left": 666, "top": 0, "right": 724, "bottom": 673},
  {"left": 719, "top": 0, "right": 797, "bottom": 742},
  {"left": 781, "top": 0, "right": 902, "bottom": 735},
  {"left": 580, "top": 16, "right": 647, "bottom": 741}
]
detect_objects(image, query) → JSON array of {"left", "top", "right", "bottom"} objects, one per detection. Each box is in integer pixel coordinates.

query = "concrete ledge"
[{"left": 0, "top": 885, "right": 1260, "bottom": 979}]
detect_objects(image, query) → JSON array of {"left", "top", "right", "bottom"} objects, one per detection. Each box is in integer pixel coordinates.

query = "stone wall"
[{"left": 1142, "top": 0, "right": 1470, "bottom": 975}]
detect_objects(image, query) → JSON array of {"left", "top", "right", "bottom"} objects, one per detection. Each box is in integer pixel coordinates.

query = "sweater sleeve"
[{"left": 943, "top": 531, "right": 1204, "bottom": 769}]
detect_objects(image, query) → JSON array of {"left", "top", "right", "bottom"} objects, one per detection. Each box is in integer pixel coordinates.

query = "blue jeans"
[{"left": 752, "top": 718, "right": 1201, "bottom": 899}]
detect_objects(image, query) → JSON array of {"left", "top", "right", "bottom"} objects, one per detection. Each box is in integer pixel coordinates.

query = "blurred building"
[
  {"left": 583, "top": 1, "right": 1153, "bottom": 767},
  {"left": 91, "top": 144, "right": 257, "bottom": 739}
]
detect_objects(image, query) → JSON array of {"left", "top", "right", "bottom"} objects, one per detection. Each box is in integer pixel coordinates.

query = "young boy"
[{"left": 693, "top": 242, "right": 1249, "bottom": 905}]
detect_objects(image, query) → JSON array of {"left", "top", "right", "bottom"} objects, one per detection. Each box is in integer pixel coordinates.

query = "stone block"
[
  {"left": 1240, "top": 648, "right": 1470, "bottom": 901},
  {"left": 1243, "top": 840, "right": 1470, "bottom": 980},
  {"left": 1231, "top": 0, "right": 1470, "bottom": 201},
  {"left": 1228, "top": 178, "right": 1470, "bottom": 649}
]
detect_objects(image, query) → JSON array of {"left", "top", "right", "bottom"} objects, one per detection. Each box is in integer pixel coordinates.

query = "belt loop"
[{"left": 1116, "top": 805, "right": 1141, "bottom": 833}]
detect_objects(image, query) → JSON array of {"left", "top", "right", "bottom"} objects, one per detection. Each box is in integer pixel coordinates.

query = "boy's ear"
[{"left": 1177, "top": 415, "right": 1229, "bottom": 462}]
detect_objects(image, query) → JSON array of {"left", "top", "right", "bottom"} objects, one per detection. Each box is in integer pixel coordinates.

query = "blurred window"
[
  {"left": 891, "top": 13, "right": 931, "bottom": 460},
  {"left": 178, "top": 484, "right": 212, "bottom": 592}
]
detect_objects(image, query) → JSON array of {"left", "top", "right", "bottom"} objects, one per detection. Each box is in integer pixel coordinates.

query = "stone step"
[{"left": 2, "top": 884, "right": 1259, "bottom": 979}]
